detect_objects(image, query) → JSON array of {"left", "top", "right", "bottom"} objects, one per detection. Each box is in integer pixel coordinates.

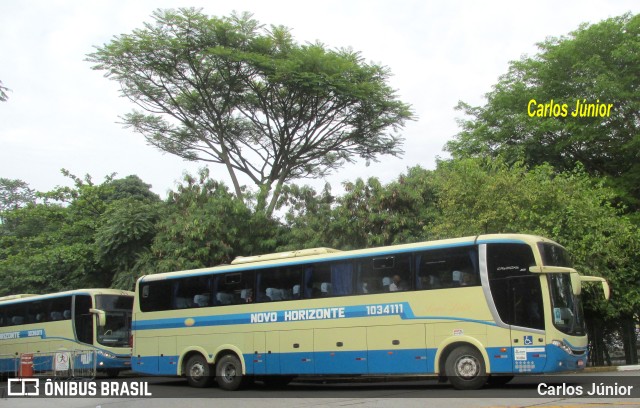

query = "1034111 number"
[{"left": 366, "top": 304, "right": 404, "bottom": 315}]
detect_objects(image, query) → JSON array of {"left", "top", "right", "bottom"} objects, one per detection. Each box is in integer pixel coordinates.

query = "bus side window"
[
  {"left": 303, "top": 263, "right": 333, "bottom": 298},
  {"left": 415, "top": 246, "right": 478, "bottom": 290},
  {"left": 140, "top": 280, "right": 173, "bottom": 312},
  {"left": 214, "top": 271, "right": 254, "bottom": 306},
  {"left": 257, "top": 267, "right": 301, "bottom": 303},
  {"left": 357, "top": 254, "right": 411, "bottom": 294},
  {"left": 173, "top": 276, "right": 212, "bottom": 309}
]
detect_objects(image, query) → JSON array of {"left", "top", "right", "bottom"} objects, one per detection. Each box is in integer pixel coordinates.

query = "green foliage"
[
  {"left": 0, "top": 172, "right": 161, "bottom": 294},
  {"left": 0, "top": 178, "right": 35, "bottom": 215},
  {"left": 430, "top": 158, "right": 640, "bottom": 318},
  {"left": 448, "top": 13, "right": 640, "bottom": 210},
  {"left": 88, "top": 8, "right": 414, "bottom": 215},
  {"left": 281, "top": 166, "right": 437, "bottom": 250},
  {"left": 146, "top": 168, "right": 282, "bottom": 274}
]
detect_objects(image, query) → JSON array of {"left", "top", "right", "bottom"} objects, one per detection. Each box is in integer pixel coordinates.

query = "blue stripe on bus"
[
  {"left": 132, "top": 302, "right": 497, "bottom": 331},
  {"left": 130, "top": 344, "right": 585, "bottom": 376}
]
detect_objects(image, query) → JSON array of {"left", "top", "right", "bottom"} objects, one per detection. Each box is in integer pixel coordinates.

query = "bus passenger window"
[
  {"left": 257, "top": 267, "right": 301, "bottom": 303},
  {"left": 212, "top": 272, "right": 251, "bottom": 306},
  {"left": 357, "top": 254, "right": 411, "bottom": 294},
  {"left": 415, "top": 246, "right": 478, "bottom": 290}
]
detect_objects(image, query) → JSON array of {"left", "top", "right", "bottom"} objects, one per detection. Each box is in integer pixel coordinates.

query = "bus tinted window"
[
  {"left": 303, "top": 262, "right": 354, "bottom": 298},
  {"left": 487, "top": 243, "right": 543, "bottom": 329},
  {"left": 415, "top": 246, "right": 478, "bottom": 290},
  {"left": 214, "top": 271, "right": 254, "bottom": 305},
  {"left": 175, "top": 275, "right": 213, "bottom": 308},
  {"left": 538, "top": 243, "right": 572, "bottom": 267},
  {"left": 140, "top": 280, "right": 173, "bottom": 312},
  {"left": 1, "top": 303, "right": 26, "bottom": 326},
  {"left": 74, "top": 294, "right": 93, "bottom": 344},
  {"left": 257, "top": 267, "right": 302, "bottom": 302},
  {"left": 356, "top": 254, "right": 411, "bottom": 294},
  {"left": 0, "top": 296, "right": 73, "bottom": 326}
]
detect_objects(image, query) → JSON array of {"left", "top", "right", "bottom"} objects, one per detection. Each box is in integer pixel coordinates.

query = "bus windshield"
[
  {"left": 548, "top": 273, "right": 586, "bottom": 336},
  {"left": 95, "top": 295, "right": 133, "bottom": 347}
]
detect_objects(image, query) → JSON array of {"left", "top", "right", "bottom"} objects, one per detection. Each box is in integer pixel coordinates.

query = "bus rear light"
[{"left": 129, "top": 334, "right": 134, "bottom": 348}]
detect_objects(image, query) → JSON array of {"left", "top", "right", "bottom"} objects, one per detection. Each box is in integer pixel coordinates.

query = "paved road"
[{"left": 4, "top": 371, "right": 640, "bottom": 408}]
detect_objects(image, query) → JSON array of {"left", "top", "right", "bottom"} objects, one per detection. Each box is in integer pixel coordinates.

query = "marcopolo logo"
[{"left": 7, "top": 378, "right": 152, "bottom": 397}]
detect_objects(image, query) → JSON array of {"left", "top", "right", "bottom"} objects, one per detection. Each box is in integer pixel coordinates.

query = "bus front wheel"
[
  {"left": 215, "top": 354, "right": 244, "bottom": 391},
  {"left": 186, "top": 354, "right": 213, "bottom": 388},
  {"left": 445, "top": 345, "right": 486, "bottom": 390}
]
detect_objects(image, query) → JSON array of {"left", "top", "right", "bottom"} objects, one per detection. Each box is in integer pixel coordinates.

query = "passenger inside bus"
[
  {"left": 382, "top": 277, "right": 391, "bottom": 291},
  {"left": 389, "top": 274, "right": 408, "bottom": 291},
  {"left": 241, "top": 289, "right": 253, "bottom": 303}
]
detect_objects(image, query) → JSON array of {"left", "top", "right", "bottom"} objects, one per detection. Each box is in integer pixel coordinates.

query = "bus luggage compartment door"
[{"left": 314, "top": 327, "right": 367, "bottom": 374}]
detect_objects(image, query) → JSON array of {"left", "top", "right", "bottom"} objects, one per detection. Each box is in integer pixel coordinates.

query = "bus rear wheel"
[
  {"left": 186, "top": 354, "right": 213, "bottom": 388},
  {"left": 215, "top": 354, "right": 244, "bottom": 391},
  {"left": 445, "top": 345, "right": 486, "bottom": 390}
]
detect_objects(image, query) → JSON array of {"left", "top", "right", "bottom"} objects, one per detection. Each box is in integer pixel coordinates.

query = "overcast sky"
[{"left": 1, "top": 1, "right": 638, "bottom": 198}]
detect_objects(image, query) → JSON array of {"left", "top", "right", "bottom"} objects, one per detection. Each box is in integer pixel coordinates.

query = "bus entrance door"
[{"left": 508, "top": 276, "right": 547, "bottom": 374}]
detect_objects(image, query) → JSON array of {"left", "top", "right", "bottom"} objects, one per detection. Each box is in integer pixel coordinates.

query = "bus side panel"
[
  {"left": 250, "top": 331, "right": 281, "bottom": 375},
  {"left": 278, "top": 329, "right": 314, "bottom": 375},
  {"left": 314, "top": 327, "right": 367, "bottom": 374},
  {"left": 159, "top": 336, "right": 178, "bottom": 375},
  {"left": 266, "top": 331, "right": 280, "bottom": 374},
  {"left": 485, "top": 325, "right": 513, "bottom": 373},
  {"left": 133, "top": 335, "right": 159, "bottom": 375},
  {"left": 367, "top": 324, "right": 428, "bottom": 374}
]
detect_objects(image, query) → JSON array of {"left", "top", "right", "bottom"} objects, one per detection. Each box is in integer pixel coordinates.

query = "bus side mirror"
[
  {"left": 90, "top": 308, "right": 106, "bottom": 327},
  {"left": 570, "top": 273, "right": 582, "bottom": 296},
  {"left": 580, "top": 276, "right": 610, "bottom": 301}
]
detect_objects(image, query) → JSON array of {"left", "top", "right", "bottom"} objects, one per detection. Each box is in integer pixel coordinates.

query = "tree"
[
  {"left": 0, "top": 178, "right": 35, "bottom": 226},
  {"left": 0, "top": 171, "right": 162, "bottom": 294},
  {"left": 280, "top": 166, "right": 438, "bottom": 250},
  {"left": 447, "top": 13, "right": 640, "bottom": 210},
  {"left": 145, "top": 168, "right": 282, "bottom": 274},
  {"left": 88, "top": 8, "right": 414, "bottom": 216},
  {"left": 430, "top": 158, "right": 640, "bottom": 363}
]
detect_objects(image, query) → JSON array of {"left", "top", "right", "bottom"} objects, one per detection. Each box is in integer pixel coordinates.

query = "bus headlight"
[
  {"left": 552, "top": 340, "right": 572, "bottom": 355},
  {"left": 97, "top": 350, "right": 116, "bottom": 359}
]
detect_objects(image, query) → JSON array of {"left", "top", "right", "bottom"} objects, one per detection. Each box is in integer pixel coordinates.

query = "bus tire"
[
  {"left": 186, "top": 354, "right": 213, "bottom": 388},
  {"left": 445, "top": 345, "right": 486, "bottom": 390},
  {"left": 215, "top": 354, "right": 244, "bottom": 391}
]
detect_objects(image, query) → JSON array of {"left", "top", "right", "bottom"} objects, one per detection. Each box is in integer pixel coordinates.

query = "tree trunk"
[{"left": 622, "top": 315, "right": 638, "bottom": 365}]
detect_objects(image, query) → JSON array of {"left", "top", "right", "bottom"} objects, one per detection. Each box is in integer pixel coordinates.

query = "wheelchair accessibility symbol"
[{"left": 524, "top": 335, "right": 533, "bottom": 345}]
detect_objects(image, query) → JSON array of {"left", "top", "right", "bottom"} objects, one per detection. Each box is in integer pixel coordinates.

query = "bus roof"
[
  {"left": 139, "top": 233, "right": 557, "bottom": 283},
  {"left": 231, "top": 247, "right": 341, "bottom": 265},
  {"left": 0, "top": 294, "right": 38, "bottom": 302},
  {"left": 0, "top": 288, "right": 134, "bottom": 306}
]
